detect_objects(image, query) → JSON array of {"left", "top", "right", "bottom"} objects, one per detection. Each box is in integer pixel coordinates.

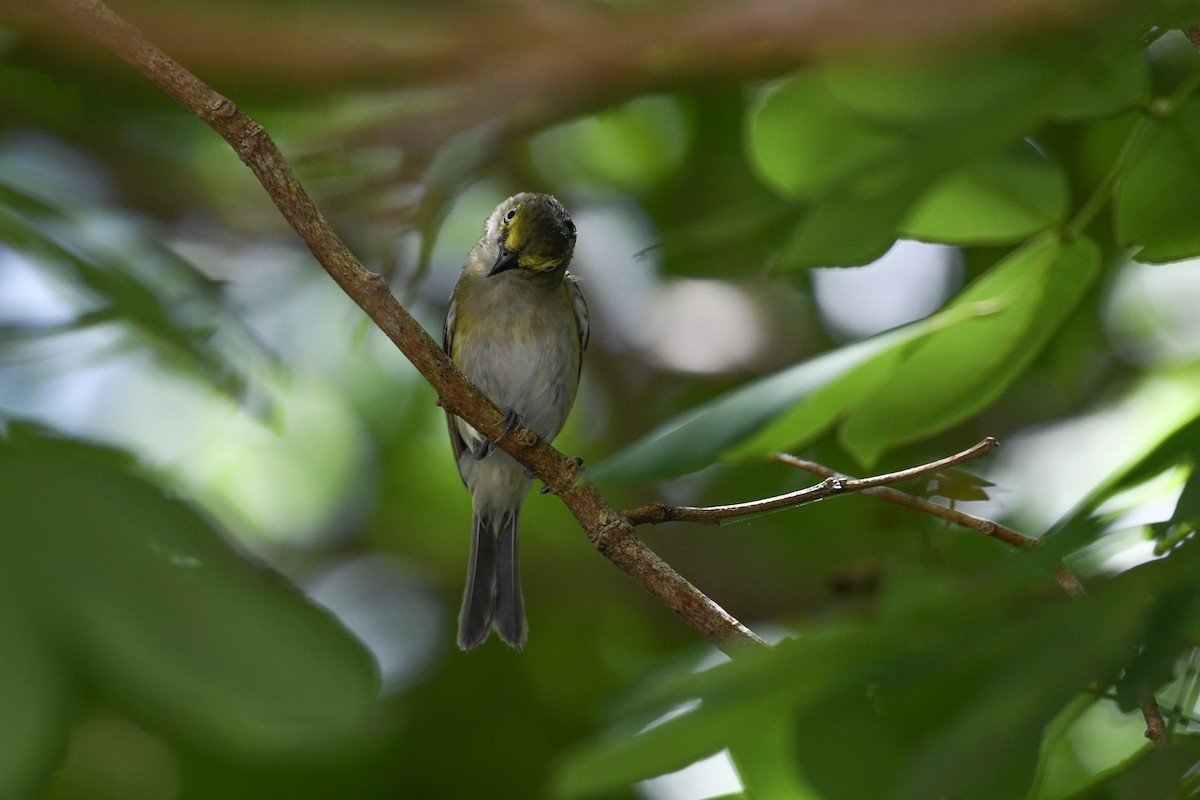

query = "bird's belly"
[{"left": 462, "top": 333, "right": 577, "bottom": 440}]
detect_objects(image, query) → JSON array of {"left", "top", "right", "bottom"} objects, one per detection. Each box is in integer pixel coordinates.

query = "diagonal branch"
[{"left": 52, "top": 0, "right": 765, "bottom": 655}]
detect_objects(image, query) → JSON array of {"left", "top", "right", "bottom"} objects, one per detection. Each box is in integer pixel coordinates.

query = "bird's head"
[{"left": 486, "top": 193, "right": 576, "bottom": 277}]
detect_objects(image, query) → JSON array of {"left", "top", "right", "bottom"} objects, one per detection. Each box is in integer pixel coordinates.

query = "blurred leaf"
[
  {"left": 1028, "top": 694, "right": 1104, "bottom": 800},
  {"left": 1050, "top": 45, "right": 1150, "bottom": 121},
  {"left": 746, "top": 71, "right": 908, "bottom": 201},
  {"left": 818, "top": 49, "right": 1053, "bottom": 128},
  {"left": 771, "top": 192, "right": 916, "bottom": 271},
  {"left": 840, "top": 234, "right": 1099, "bottom": 464},
  {"left": 1172, "top": 467, "right": 1200, "bottom": 527},
  {"left": 591, "top": 325, "right": 929, "bottom": 484},
  {"left": 553, "top": 626, "right": 882, "bottom": 799},
  {"left": 900, "top": 143, "right": 1071, "bottom": 245},
  {"left": 604, "top": 234, "right": 1098, "bottom": 475},
  {"left": 728, "top": 717, "right": 816, "bottom": 799},
  {"left": 720, "top": 326, "right": 918, "bottom": 462},
  {"left": 0, "top": 597, "right": 68, "bottom": 800},
  {"left": 5, "top": 2, "right": 1200, "bottom": 796},
  {"left": 1071, "top": 736, "right": 1200, "bottom": 798},
  {"left": 883, "top": 572, "right": 1159, "bottom": 800},
  {"left": 746, "top": 48, "right": 1069, "bottom": 268},
  {"left": 557, "top": 543, "right": 1200, "bottom": 799},
  {"left": 553, "top": 700, "right": 758, "bottom": 798},
  {"left": 1107, "top": 415, "right": 1200, "bottom": 494},
  {"left": 1115, "top": 587, "right": 1199, "bottom": 711},
  {"left": 723, "top": 235, "right": 1098, "bottom": 466},
  {"left": 923, "top": 470, "right": 995, "bottom": 503},
  {"left": 1114, "top": 99, "right": 1200, "bottom": 263},
  {"left": 0, "top": 164, "right": 271, "bottom": 401},
  {"left": 532, "top": 95, "right": 691, "bottom": 192},
  {"left": 1048, "top": 368, "right": 1200, "bottom": 551},
  {"left": 0, "top": 424, "right": 380, "bottom": 759}
]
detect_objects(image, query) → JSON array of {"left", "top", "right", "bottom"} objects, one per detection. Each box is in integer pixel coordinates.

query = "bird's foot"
[
  {"left": 539, "top": 456, "right": 586, "bottom": 494},
  {"left": 472, "top": 407, "right": 523, "bottom": 461}
]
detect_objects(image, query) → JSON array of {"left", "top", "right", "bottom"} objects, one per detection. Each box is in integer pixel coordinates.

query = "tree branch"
[
  {"left": 1185, "top": 25, "right": 1200, "bottom": 53},
  {"left": 623, "top": 438, "right": 998, "bottom": 526},
  {"left": 12, "top": 0, "right": 1135, "bottom": 254},
  {"left": 772, "top": 452, "right": 1086, "bottom": 596},
  {"left": 12, "top": 0, "right": 1131, "bottom": 95},
  {"left": 773, "top": 452, "right": 1036, "bottom": 550},
  {"left": 52, "top": 0, "right": 765, "bottom": 655},
  {"left": 1141, "top": 695, "right": 1167, "bottom": 749}
]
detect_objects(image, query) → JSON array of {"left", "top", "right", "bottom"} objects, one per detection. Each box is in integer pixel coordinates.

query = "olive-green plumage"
[{"left": 444, "top": 193, "right": 588, "bottom": 650}]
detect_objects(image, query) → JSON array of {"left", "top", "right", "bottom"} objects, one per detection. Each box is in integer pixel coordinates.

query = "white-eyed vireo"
[{"left": 444, "top": 193, "right": 589, "bottom": 650}]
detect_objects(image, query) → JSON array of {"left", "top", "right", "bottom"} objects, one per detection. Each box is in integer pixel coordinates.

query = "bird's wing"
[
  {"left": 567, "top": 277, "right": 589, "bottom": 377},
  {"left": 443, "top": 287, "right": 468, "bottom": 479}
]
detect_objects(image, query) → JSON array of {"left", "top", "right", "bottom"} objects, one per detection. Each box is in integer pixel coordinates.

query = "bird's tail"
[{"left": 458, "top": 509, "right": 526, "bottom": 650}]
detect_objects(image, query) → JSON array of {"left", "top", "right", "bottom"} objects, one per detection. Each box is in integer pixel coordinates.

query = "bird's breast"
[{"left": 452, "top": 276, "right": 581, "bottom": 442}]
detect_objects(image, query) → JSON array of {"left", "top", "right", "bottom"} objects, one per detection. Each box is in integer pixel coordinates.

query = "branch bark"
[
  {"left": 50, "top": 0, "right": 768, "bottom": 654},
  {"left": 1141, "top": 695, "right": 1167, "bottom": 749}
]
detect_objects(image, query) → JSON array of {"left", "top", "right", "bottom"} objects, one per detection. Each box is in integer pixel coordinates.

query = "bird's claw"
[
  {"left": 471, "top": 407, "right": 523, "bottom": 461},
  {"left": 539, "top": 456, "right": 587, "bottom": 494}
]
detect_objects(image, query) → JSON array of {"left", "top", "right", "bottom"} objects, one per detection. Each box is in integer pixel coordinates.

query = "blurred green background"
[{"left": 3, "top": 0, "right": 1200, "bottom": 797}]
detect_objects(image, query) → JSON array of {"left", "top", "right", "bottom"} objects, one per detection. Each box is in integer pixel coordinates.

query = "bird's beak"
[{"left": 488, "top": 246, "right": 520, "bottom": 277}]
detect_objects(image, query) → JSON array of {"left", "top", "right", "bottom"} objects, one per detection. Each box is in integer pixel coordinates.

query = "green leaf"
[
  {"left": 1050, "top": 46, "right": 1150, "bottom": 121},
  {"left": 553, "top": 701, "right": 756, "bottom": 799},
  {"left": 553, "top": 628, "right": 883, "bottom": 799},
  {"left": 1170, "top": 466, "right": 1200, "bottom": 527},
  {"left": 901, "top": 143, "right": 1070, "bottom": 245},
  {"left": 0, "top": 599, "right": 68, "bottom": 800},
  {"left": 556, "top": 545, "right": 1200, "bottom": 799},
  {"left": 819, "top": 48, "right": 1052, "bottom": 127},
  {"left": 0, "top": 425, "right": 380, "bottom": 759},
  {"left": 591, "top": 325, "right": 929, "bottom": 484},
  {"left": 720, "top": 328, "right": 915, "bottom": 461},
  {"left": 1029, "top": 694, "right": 1144, "bottom": 800},
  {"left": 771, "top": 192, "right": 914, "bottom": 271},
  {"left": 1114, "top": 99, "right": 1200, "bottom": 263},
  {"left": 1069, "top": 736, "right": 1200, "bottom": 798},
  {"left": 0, "top": 173, "right": 268, "bottom": 401},
  {"left": 748, "top": 49, "right": 1067, "bottom": 204},
  {"left": 746, "top": 48, "right": 1072, "bottom": 268},
  {"left": 887, "top": 563, "right": 1170, "bottom": 800},
  {"left": 1047, "top": 366, "right": 1200, "bottom": 549},
  {"left": 531, "top": 95, "right": 691, "bottom": 192},
  {"left": 840, "top": 235, "right": 1100, "bottom": 464},
  {"left": 604, "top": 235, "right": 1100, "bottom": 475},
  {"left": 728, "top": 717, "right": 817, "bottom": 799},
  {"left": 746, "top": 72, "right": 908, "bottom": 200}
]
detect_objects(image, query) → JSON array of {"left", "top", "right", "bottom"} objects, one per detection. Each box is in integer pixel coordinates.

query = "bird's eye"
[
  {"left": 565, "top": 220, "right": 576, "bottom": 236},
  {"left": 504, "top": 208, "right": 518, "bottom": 223}
]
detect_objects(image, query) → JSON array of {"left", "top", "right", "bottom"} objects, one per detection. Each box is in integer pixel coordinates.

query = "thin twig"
[
  {"left": 773, "top": 452, "right": 1034, "bottom": 548},
  {"left": 1185, "top": 25, "right": 1200, "bottom": 53},
  {"left": 623, "top": 438, "right": 998, "bottom": 526},
  {"left": 1141, "top": 695, "right": 1167, "bottom": 749},
  {"left": 772, "top": 451, "right": 1087, "bottom": 597},
  {"left": 52, "top": 0, "right": 765, "bottom": 656}
]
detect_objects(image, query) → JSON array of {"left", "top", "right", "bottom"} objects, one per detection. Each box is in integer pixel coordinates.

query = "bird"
[{"left": 443, "top": 192, "right": 589, "bottom": 650}]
